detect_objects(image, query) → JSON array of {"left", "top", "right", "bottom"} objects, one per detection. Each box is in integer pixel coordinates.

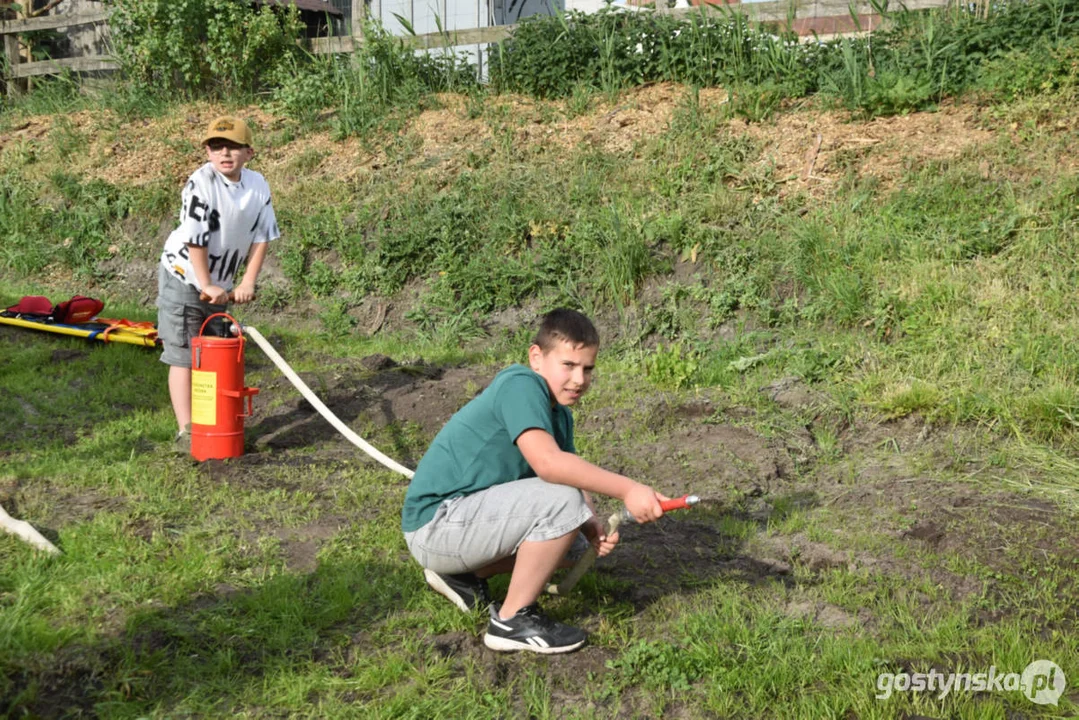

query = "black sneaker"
[
  {"left": 423, "top": 569, "right": 491, "bottom": 612},
  {"left": 484, "top": 603, "right": 587, "bottom": 654}
]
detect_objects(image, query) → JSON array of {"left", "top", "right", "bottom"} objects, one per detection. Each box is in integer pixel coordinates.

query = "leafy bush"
[
  {"left": 491, "top": 0, "right": 1079, "bottom": 115},
  {"left": 108, "top": 0, "right": 304, "bottom": 96},
  {"left": 974, "top": 36, "right": 1079, "bottom": 99},
  {"left": 489, "top": 8, "right": 813, "bottom": 99}
]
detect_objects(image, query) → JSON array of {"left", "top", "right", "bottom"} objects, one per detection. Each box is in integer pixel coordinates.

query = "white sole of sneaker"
[
  {"left": 423, "top": 569, "right": 471, "bottom": 613},
  {"left": 482, "top": 633, "right": 586, "bottom": 654}
]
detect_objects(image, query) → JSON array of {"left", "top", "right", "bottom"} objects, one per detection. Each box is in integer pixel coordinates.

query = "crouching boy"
[{"left": 402, "top": 309, "right": 667, "bottom": 654}]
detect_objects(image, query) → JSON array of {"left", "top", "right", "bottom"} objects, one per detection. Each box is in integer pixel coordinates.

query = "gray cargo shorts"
[
  {"left": 156, "top": 265, "right": 227, "bottom": 368},
  {"left": 404, "top": 477, "right": 594, "bottom": 575}
]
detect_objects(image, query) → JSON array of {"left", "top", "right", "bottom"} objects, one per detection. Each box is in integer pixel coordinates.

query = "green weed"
[
  {"left": 607, "top": 639, "right": 704, "bottom": 692},
  {"left": 317, "top": 298, "right": 355, "bottom": 338},
  {"left": 645, "top": 343, "right": 700, "bottom": 390}
]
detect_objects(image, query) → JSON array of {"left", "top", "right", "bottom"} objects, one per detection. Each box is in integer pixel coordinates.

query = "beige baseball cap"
[{"left": 202, "top": 116, "right": 253, "bottom": 147}]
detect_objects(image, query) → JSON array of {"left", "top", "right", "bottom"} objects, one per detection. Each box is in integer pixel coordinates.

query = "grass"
[
  {"left": 1, "top": 313, "right": 1076, "bottom": 717},
  {"left": 2, "top": 5, "right": 1079, "bottom": 714}
]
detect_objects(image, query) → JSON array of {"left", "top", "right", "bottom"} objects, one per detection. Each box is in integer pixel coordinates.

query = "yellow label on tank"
[{"left": 191, "top": 370, "right": 217, "bottom": 426}]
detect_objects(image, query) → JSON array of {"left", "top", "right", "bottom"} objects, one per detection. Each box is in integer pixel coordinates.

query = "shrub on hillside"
[
  {"left": 491, "top": 0, "right": 1079, "bottom": 114},
  {"left": 974, "top": 36, "right": 1079, "bottom": 99},
  {"left": 108, "top": 0, "right": 304, "bottom": 96},
  {"left": 489, "top": 8, "right": 814, "bottom": 98}
]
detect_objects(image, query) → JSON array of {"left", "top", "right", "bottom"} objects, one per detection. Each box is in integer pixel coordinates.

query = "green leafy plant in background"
[
  {"left": 645, "top": 342, "right": 700, "bottom": 389},
  {"left": 491, "top": 0, "right": 1079, "bottom": 116},
  {"left": 974, "top": 36, "right": 1079, "bottom": 99},
  {"left": 108, "top": 0, "right": 304, "bottom": 96},
  {"left": 490, "top": 7, "right": 813, "bottom": 99}
]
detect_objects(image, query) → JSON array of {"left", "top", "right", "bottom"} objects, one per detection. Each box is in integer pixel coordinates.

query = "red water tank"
[{"left": 190, "top": 313, "right": 259, "bottom": 461}]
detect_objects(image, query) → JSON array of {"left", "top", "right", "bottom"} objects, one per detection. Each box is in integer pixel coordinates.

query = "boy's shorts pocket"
[{"left": 156, "top": 266, "right": 226, "bottom": 367}]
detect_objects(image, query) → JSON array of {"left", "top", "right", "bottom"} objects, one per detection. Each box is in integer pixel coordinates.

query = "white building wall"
[
  {"left": 371, "top": 0, "right": 490, "bottom": 35},
  {"left": 492, "top": 0, "right": 564, "bottom": 25}
]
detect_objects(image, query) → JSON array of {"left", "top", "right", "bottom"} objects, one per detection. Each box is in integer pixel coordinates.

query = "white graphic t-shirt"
[{"left": 159, "top": 163, "right": 279, "bottom": 291}]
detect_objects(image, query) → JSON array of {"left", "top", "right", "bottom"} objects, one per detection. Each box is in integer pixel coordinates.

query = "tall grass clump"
[
  {"left": 0, "top": 173, "right": 140, "bottom": 279},
  {"left": 270, "top": 22, "right": 477, "bottom": 134},
  {"left": 0, "top": 72, "right": 84, "bottom": 120}
]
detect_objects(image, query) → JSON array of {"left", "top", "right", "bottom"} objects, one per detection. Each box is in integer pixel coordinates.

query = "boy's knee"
[
  {"left": 543, "top": 483, "right": 588, "bottom": 514},
  {"left": 523, "top": 483, "right": 591, "bottom": 544}
]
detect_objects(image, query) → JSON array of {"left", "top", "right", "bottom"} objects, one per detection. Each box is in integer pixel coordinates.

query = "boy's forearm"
[
  {"left": 539, "top": 451, "right": 638, "bottom": 501},
  {"left": 518, "top": 427, "right": 664, "bottom": 522},
  {"left": 187, "top": 245, "right": 214, "bottom": 290}
]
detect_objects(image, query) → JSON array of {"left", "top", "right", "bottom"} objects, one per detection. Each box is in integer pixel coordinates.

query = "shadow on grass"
[
  {"left": 541, "top": 491, "right": 821, "bottom": 619},
  {"left": 0, "top": 328, "right": 169, "bottom": 455},
  {"left": 1, "top": 556, "right": 410, "bottom": 718},
  {"left": 1, "top": 495, "right": 825, "bottom": 718}
]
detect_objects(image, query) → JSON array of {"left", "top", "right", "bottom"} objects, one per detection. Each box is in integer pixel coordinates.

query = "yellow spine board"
[{"left": 0, "top": 316, "right": 158, "bottom": 347}]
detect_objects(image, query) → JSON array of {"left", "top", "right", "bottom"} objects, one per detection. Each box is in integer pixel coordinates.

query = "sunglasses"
[{"left": 206, "top": 141, "right": 249, "bottom": 152}]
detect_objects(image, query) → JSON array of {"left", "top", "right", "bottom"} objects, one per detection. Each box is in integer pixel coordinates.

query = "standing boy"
[
  {"left": 402, "top": 309, "right": 667, "bottom": 654},
  {"left": 157, "top": 116, "right": 279, "bottom": 447}
]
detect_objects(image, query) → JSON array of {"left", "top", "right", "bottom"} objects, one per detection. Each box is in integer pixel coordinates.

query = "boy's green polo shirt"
[{"left": 401, "top": 364, "right": 576, "bottom": 532}]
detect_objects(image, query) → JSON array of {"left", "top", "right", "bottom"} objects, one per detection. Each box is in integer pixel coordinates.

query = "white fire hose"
[
  {"left": 242, "top": 326, "right": 415, "bottom": 480},
  {"left": 242, "top": 325, "right": 703, "bottom": 594}
]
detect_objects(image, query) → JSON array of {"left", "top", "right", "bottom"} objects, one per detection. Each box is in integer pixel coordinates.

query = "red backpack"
[
  {"left": 4, "top": 294, "right": 105, "bottom": 324},
  {"left": 51, "top": 295, "right": 104, "bottom": 324}
]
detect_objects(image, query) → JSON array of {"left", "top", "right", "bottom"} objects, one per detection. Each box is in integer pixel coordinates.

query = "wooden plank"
[
  {"left": 13, "top": 55, "right": 119, "bottom": 78},
  {"left": 401, "top": 25, "right": 512, "bottom": 49},
  {"left": 310, "top": 35, "right": 356, "bottom": 53},
  {"left": 0, "top": 9, "right": 109, "bottom": 36},
  {"left": 4, "top": 33, "right": 20, "bottom": 96}
]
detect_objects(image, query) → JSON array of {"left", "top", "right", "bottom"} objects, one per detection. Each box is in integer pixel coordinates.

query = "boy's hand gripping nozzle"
[{"left": 546, "top": 494, "right": 699, "bottom": 595}]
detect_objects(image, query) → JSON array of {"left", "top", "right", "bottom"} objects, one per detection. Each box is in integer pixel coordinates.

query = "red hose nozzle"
[
  {"left": 623, "top": 493, "right": 700, "bottom": 522},
  {"left": 660, "top": 494, "right": 700, "bottom": 511}
]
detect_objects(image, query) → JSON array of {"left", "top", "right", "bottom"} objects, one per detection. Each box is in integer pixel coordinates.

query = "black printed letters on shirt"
[
  {"left": 207, "top": 248, "right": 247, "bottom": 284},
  {"left": 186, "top": 193, "right": 221, "bottom": 246}
]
